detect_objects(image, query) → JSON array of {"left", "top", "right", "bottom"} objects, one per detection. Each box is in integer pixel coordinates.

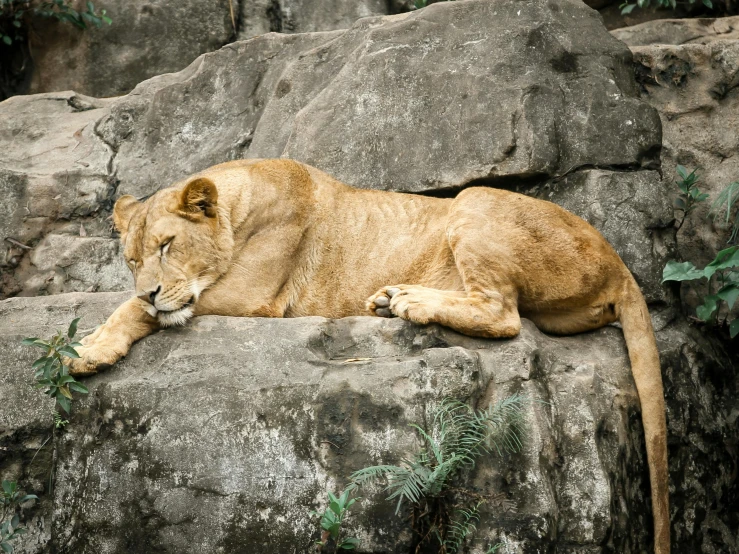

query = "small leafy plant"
[
  {"left": 619, "top": 0, "right": 712, "bottom": 15},
  {"left": 311, "top": 487, "right": 361, "bottom": 551},
  {"left": 663, "top": 246, "right": 739, "bottom": 337},
  {"left": 663, "top": 165, "right": 739, "bottom": 338},
  {"left": 350, "top": 396, "right": 527, "bottom": 553},
  {"left": 0, "top": 0, "right": 111, "bottom": 45},
  {"left": 673, "top": 165, "right": 708, "bottom": 231},
  {"left": 1, "top": 480, "right": 37, "bottom": 553},
  {"left": 22, "top": 317, "right": 88, "bottom": 414}
]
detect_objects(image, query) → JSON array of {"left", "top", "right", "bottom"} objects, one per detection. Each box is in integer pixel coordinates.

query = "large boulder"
[
  {"left": 0, "top": 293, "right": 735, "bottom": 553},
  {"left": 0, "top": 0, "right": 669, "bottom": 302}
]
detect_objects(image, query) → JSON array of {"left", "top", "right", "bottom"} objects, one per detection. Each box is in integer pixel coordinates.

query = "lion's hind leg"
[{"left": 367, "top": 284, "right": 521, "bottom": 339}]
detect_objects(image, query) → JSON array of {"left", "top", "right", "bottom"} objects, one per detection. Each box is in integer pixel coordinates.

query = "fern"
[
  {"left": 350, "top": 395, "right": 528, "bottom": 551},
  {"left": 444, "top": 501, "right": 482, "bottom": 553}
]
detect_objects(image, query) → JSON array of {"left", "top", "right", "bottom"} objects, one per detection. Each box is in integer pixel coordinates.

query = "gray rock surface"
[
  {"left": 238, "top": 0, "right": 389, "bottom": 38},
  {"left": 1, "top": 0, "right": 666, "bottom": 301},
  {"left": 24, "top": 0, "right": 398, "bottom": 99},
  {"left": 612, "top": 15, "right": 739, "bottom": 45},
  {"left": 613, "top": 19, "right": 739, "bottom": 313},
  {"left": 0, "top": 293, "right": 735, "bottom": 553}
]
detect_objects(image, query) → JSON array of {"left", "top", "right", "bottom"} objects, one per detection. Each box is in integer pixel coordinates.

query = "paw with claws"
[
  {"left": 366, "top": 286, "right": 402, "bottom": 318},
  {"left": 366, "top": 285, "right": 445, "bottom": 325}
]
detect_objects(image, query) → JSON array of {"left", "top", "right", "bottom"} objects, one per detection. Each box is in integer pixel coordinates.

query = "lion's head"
[{"left": 113, "top": 177, "right": 233, "bottom": 327}]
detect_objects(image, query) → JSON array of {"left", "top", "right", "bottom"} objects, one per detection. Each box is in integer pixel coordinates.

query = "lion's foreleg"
[
  {"left": 367, "top": 285, "right": 521, "bottom": 339},
  {"left": 69, "top": 297, "right": 159, "bottom": 375}
]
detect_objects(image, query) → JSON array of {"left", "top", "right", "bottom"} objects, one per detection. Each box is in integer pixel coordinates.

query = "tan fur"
[{"left": 70, "top": 159, "right": 669, "bottom": 553}]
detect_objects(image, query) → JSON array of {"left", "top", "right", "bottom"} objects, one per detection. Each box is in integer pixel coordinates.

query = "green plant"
[
  {"left": 673, "top": 166, "right": 709, "bottom": 230},
  {"left": 444, "top": 501, "right": 482, "bottom": 553},
  {"left": 709, "top": 180, "right": 739, "bottom": 243},
  {"left": 663, "top": 246, "right": 739, "bottom": 337},
  {"left": 310, "top": 486, "right": 361, "bottom": 551},
  {"left": 619, "top": 0, "right": 712, "bottom": 15},
  {"left": 1, "top": 480, "right": 37, "bottom": 553},
  {"left": 0, "top": 0, "right": 111, "bottom": 45},
  {"left": 52, "top": 411, "right": 69, "bottom": 429},
  {"left": 22, "top": 317, "right": 89, "bottom": 414},
  {"left": 663, "top": 166, "right": 739, "bottom": 338},
  {"left": 350, "top": 396, "right": 527, "bottom": 553}
]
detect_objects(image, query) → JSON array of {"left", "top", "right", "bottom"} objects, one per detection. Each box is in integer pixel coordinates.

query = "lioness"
[{"left": 70, "top": 158, "right": 668, "bottom": 553}]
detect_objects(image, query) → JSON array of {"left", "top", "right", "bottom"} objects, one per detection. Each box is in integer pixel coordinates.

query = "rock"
[
  {"left": 26, "top": 235, "right": 131, "bottom": 295},
  {"left": 27, "top": 0, "right": 234, "bottom": 99},
  {"left": 0, "top": 91, "right": 117, "bottom": 296},
  {"left": 614, "top": 21, "right": 739, "bottom": 313},
  {"left": 238, "top": 0, "right": 390, "bottom": 38},
  {"left": 612, "top": 15, "right": 739, "bottom": 45},
  {"left": 93, "top": 0, "right": 661, "bottom": 197},
  {"left": 596, "top": 2, "right": 712, "bottom": 33},
  {"left": 23, "top": 0, "right": 400, "bottom": 100},
  {"left": 1, "top": 0, "right": 666, "bottom": 299},
  {"left": 0, "top": 293, "right": 735, "bottom": 553}
]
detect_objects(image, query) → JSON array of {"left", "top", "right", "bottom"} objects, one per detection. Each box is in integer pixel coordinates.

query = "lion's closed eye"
[{"left": 160, "top": 238, "right": 173, "bottom": 256}]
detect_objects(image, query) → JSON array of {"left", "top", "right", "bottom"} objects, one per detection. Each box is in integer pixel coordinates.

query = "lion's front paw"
[
  {"left": 366, "top": 286, "right": 404, "bottom": 318},
  {"left": 67, "top": 344, "right": 119, "bottom": 376},
  {"left": 367, "top": 285, "right": 444, "bottom": 325}
]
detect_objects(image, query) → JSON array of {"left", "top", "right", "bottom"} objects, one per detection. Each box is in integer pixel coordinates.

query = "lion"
[{"left": 69, "top": 158, "right": 669, "bottom": 553}]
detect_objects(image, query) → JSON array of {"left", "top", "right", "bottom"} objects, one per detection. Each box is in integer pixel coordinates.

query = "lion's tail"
[{"left": 618, "top": 275, "right": 670, "bottom": 554}]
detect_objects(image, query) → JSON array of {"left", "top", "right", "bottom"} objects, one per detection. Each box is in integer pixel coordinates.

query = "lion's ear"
[
  {"left": 180, "top": 177, "right": 218, "bottom": 218},
  {"left": 113, "top": 195, "right": 141, "bottom": 234}
]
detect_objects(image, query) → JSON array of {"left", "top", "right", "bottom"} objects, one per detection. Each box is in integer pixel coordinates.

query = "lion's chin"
[{"left": 157, "top": 305, "right": 194, "bottom": 327}]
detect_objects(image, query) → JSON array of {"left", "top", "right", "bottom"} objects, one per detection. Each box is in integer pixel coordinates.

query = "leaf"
[
  {"left": 2, "top": 36, "right": 11, "bottom": 46},
  {"left": 674, "top": 197, "right": 686, "bottom": 210},
  {"left": 10, "top": 516, "right": 17, "bottom": 530},
  {"left": 58, "top": 386, "right": 73, "bottom": 400},
  {"left": 662, "top": 260, "right": 705, "bottom": 283},
  {"left": 68, "top": 382, "right": 89, "bottom": 394},
  {"left": 68, "top": 317, "right": 81, "bottom": 339},
  {"left": 18, "top": 495, "right": 37, "bottom": 503},
  {"left": 1, "top": 541, "right": 13, "bottom": 553},
  {"left": 57, "top": 346, "right": 80, "bottom": 359},
  {"left": 703, "top": 0, "right": 713, "bottom": 6},
  {"left": 339, "top": 537, "right": 360, "bottom": 549},
  {"left": 676, "top": 165, "right": 688, "bottom": 180},
  {"left": 704, "top": 246, "right": 739, "bottom": 279},
  {"left": 56, "top": 395, "right": 71, "bottom": 414},
  {"left": 717, "top": 284, "right": 739, "bottom": 310},
  {"left": 730, "top": 318, "right": 739, "bottom": 338},
  {"left": 2, "top": 481, "right": 14, "bottom": 495},
  {"left": 21, "top": 338, "right": 40, "bottom": 346},
  {"left": 620, "top": 3, "right": 636, "bottom": 13},
  {"left": 696, "top": 295, "right": 719, "bottom": 321},
  {"left": 327, "top": 491, "right": 341, "bottom": 516}
]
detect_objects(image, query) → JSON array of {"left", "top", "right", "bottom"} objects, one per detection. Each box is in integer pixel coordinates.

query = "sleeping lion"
[{"left": 69, "top": 158, "right": 669, "bottom": 554}]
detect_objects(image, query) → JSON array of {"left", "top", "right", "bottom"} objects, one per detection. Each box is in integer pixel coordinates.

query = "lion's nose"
[{"left": 140, "top": 285, "right": 161, "bottom": 306}]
